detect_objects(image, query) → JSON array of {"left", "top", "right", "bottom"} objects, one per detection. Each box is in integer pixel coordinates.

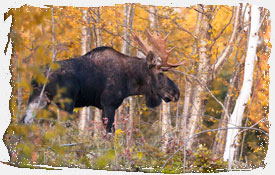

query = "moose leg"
[{"left": 102, "top": 106, "right": 116, "bottom": 133}]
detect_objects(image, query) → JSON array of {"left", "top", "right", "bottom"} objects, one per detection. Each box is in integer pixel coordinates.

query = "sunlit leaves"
[
  {"left": 95, "top": 150, "right": 115, "bottom": 169},
  {"left": 49, "top": 62, "right": 60, "bottom": 70}
]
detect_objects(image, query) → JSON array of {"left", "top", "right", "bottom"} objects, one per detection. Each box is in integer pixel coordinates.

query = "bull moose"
[{"left": 20, "top": 30, "right": 183, "bottom": 133}]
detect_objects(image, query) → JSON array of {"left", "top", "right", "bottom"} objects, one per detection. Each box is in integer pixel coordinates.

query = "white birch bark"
[
  {"left": 121, "top": 4, "right": 135, "bottom": 145},
  {"left": 93, "top": 108, "right": 102, "bottom": 138},
  {"left": 223, "top": 5, "right": 260, "bottom": 167},
  {"left": 148, "top": 6, "right": 170, "bottom": 150},
  {"left": 185, "top": 5, "right": 211, "bottom": 150},
  {"left": 149, "top": 6, "right": 170, "bottom": 151},
  {"left": 180, "top": 6, "right": 202, "bottom": 140},
  {"left": 79, "top": 8, "right": 91, "bottom": 136},
  {"left": 92, "top": 7, "right": 103, "bottom": 137},
  {"left": 161, "top": 101, "right": 170, "bottom": 151},
  {"left": 116, "top": 4, "right": 130, "bottom": 131},
  {"left": 213, "top": 6, "right": 241, "bottom": 74},
  {"left": 213, "top": 37, "right": 244, "bottom": 156},
  {"left": 92, "top": 7, "right": 102, "bottom": 47},
  {"left": 127, "top": 6, "right": 135, "bottom": 144},
  {"left": 149, "top": 6, "right": 158, "bottom": 31}
]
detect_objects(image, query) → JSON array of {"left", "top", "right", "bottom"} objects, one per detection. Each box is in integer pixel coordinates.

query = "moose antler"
[
  {"left": 131, "top": 30, "right": 184, "bottom": 69},
  {"left": 145, "top": 29, "right": 183, "bottom": 68},
  {"left": 131, "top": 32, "right": 153, "bottom": 55}
]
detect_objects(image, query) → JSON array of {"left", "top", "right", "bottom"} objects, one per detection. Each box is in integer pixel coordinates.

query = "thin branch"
[
  {"left": 213, "top": 5, "right": 241, "bottom": 74},
  {"left": 210, "top": 10, "right": 233, "bottom": 48},
  {"left": 201, "top": 114, "right": 240, "bottom": 127},
  {"left": 59, "top": 143, "right": 79, "bottom": 147},
  {"left": 210, "top": 6, "right": 222, "bottom": 22},
  {"left": 136, "top": 4, "right": 188, "bottom": 21},
  {"left": 256, "top": 9, "right": 268, "bottom": 33},
  {"left": 240, "top": 3, "right": 249, "bottom": 27},
  {"left": 172, "top": 19, "right": 198, "bottom": 39},
  {"left": 171, "top": 69, "right": 231, "bottom": 121},
  {"left": 187, "top": 6, "right": 205, "bottom": 15},
  {"left": 21, "top": 47, "right": 39, "bottom": 63},
  {"left": 100, "top": 27, "right": 145, "bottom": 54},
  {"left": 136, "top": 4, "right": 198, "bottom": 39},
  {"left": 236, "top": 117, "right": 268, "bottom": 138}
]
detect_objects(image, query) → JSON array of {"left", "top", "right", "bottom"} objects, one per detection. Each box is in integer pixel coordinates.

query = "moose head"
[{"left": 131, "top": 30, "right": 183, "bottom": 108}]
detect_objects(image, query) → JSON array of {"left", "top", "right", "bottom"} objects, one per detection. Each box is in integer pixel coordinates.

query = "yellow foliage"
[
  {"left": 115, "top": 128, "right": 124, "bottom": 136},
  {"left": 44, "top": 131, "right": 56, "bottom": 141},
  {"left": 137, "top": 152, "right": 143, "bottom": 160},
  {"left": 49, "top": 62, "right": 61, "bottom": 70}
]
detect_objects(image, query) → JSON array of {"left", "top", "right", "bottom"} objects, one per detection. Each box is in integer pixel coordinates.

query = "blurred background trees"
[{"left": 4, "top": 4, "right": 270, "bottom": 173}]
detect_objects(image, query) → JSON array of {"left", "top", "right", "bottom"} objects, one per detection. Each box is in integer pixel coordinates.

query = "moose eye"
[
  {"left": 158, "top": 72, "right": 164, "bottom": 77},
  {"left": 157, "top": 73, "right": 165, "bottom": 81}
]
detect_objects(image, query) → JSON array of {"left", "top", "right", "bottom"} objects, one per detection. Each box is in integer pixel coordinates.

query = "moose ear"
[
  {"left": 146, "top": 51, "right": 161, "bottom": 69},
  {"left": 146, "top": 51, "right": 154, "bottom": 62}
]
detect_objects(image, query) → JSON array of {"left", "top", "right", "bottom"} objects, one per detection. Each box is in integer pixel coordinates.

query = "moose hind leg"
[
  {"left": 102, "top": 107, "right": 116, "bottom": 133},
  {"left": 20, "top": 96, "right": 48, "bottom": 124}
]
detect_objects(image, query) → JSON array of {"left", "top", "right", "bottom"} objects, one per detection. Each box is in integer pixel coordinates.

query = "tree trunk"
[
  {"left": 92, "top": 7, "right": 103, "bottom": 137},
  {"left": 149, "top": 6, "right": 158, "bottom": 31},
  {"left": 15, "top": 51, "right": 22, "bottom": 122},
  {"left": 51, "top": 7, "right": 61, "bottom": 122},
  {"left": 120, "top": 4, "right": 136, "bottom": 145},
  {"left": 185, "top": 5, "right": 212, "bottom": 150},
  {"left": 223, "top": 5, "right": 260, "bottom": 169},
  {"left": 180, "top": 6, "right": 202, "bottom": 141},
  {"left": 185, "top": 5, "right": 241, "bottom": 150},
  {"left": 93, "top": 108, "right": 102, "bottom": 138},
  {"left": 161, "top": 101, "right": 170, "bottom": 151},
  {"left": 148, "top": 6, "right": 171, "bottom": 151},
  {"left": 175, "top": 77, "right": 181, "bottom": 133},
  {"left": 79, "top": 8, "right": 91, "bottom": 136},
  {"left": 92, "top": 7, "right": 102, "bottom": 47},
  {"left": 127, "top": 97, "right": 135, "bottom": 146},
  {"left": 212, "top": 38, "right": 244, "bottom": 156}
]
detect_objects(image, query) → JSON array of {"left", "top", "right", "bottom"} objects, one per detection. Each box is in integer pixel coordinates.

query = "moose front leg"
[{"left": 102, "top": 106, "right": 116, "bottom": 133}]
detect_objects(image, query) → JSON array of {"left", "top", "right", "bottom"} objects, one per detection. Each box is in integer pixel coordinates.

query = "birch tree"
[
  {"left": 79, "top": 8, "right": 91, "bottom": 136},
  {"left": 148, "top": 6, "right": 171, "bottom": 151},
  {"left": 212, "top": 40, "right": 244, "bottom": 156},
  {"left": 180, "top": 5, "right": 202, "bottom": 142},
  {"left": 185, "top": 5, "right": 212, "bottom": 149},
  {"left": 185, "top": 5, "right": 241, "bottom": 150},
  {"left": 213, "top": 5, "right": 247, "bottom": 155},
  {"left": 91, "top": 7, "right": 103, "bottom": 138},
  {"left": 121, "top": 4, "right": 136, "bottom": 146},
  {"left": 223, "top": 5, "right": 261, "bottom": 168}
]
